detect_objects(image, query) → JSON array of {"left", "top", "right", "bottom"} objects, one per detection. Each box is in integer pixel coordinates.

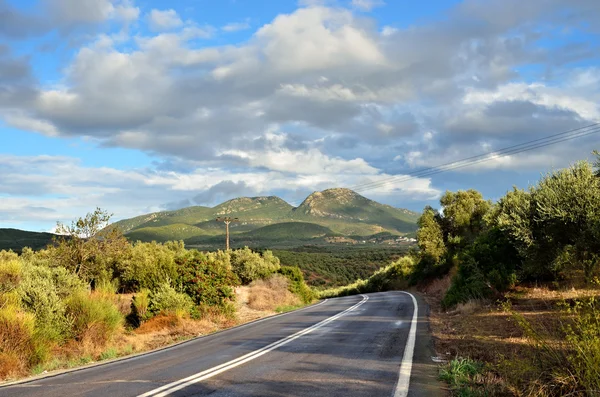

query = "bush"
[
  {"left": 128, "top": 289, "right": 150, "bottom": 327},
  {"left": 0, "top": 259, "right": 21, "bottom": 294},
  {"left": 231, "top": 247, "right": 280, "bottom": 284},
  {"left": 117, "top": 241, "right": 179, "bottom": 292},
  {"left": 65, "top": 292, "right": 123, "bottom": 345},
  {"left": 278, "top": 266, "right": 314, "bottom": 303},
  {"left": 177, "top": 250, "right": 239, "bottom": 308},
  {"left": 148, "top": 284, "right": 194, "bottom": 318},
  {"left": 0, "top": 306, "right": 45, "bottom": 378},
  {"left": 442, "top": 256, "right": 491, "bottom": 309}
]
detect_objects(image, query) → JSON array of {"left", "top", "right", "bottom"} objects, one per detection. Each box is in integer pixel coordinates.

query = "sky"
[{"left": 1, "top": 0, "right": 599, "bottom": 232}]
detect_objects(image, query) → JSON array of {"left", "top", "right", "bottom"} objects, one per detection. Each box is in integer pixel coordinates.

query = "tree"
[
  {"left": 416, "top": 206, "right": 446, "bottom": 263},
  {"left": 51, "top": 208, "right": 128, "bottom": 283},
  {"left": 439, "top": 189, "right": 492, "bottom": 248}
]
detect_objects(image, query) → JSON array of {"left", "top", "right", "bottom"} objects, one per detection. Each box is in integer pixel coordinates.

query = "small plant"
[{"left": 439, "top": 358, "right": 484, "bottom": 396}]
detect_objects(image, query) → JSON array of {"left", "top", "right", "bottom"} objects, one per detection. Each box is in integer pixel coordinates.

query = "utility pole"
[{"left": 215, "top": 217, "right": 239, "bottom": 250}]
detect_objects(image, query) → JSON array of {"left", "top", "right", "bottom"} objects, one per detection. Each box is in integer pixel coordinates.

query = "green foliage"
[
  {"left": 440, "top": 189, "right": 492, "bottom": 248},
  {"left": 230, "top": 247, "right": 280, "bottom": 284},
  {"left": 562, "top": 298, "right": 600, "bottom": 393},
  {"left": 50, "top": 208, "right": 129, "bottom": 284},
  {"left": 176, "top": 250, "right": 239, "bottom": 308},
  {"left": 18, "top": 267, "right": 71, "bottom": 343},
  {"left": 439, "top": 358, "right": 485, "bottom": 397},
  {"left": 117, "top": 241, "right": 180, "bottom": 292},
  {"left": 273, "top": 246, "right": 408, "bottom": 288},
  {"left": 319, "top": 256, "right": 414, "bottom": 298},
  {"left": 278, "top": 266, "right": 315, "bottom": 303},
  {"left": 148, "top": 284, "right": 194, "bottom": 318},
  {"left": 417, "top": 206, "right": 446, "bottom": 263},
  {"left": 64, "top": 292, "right": 123, "bottom": 343}
]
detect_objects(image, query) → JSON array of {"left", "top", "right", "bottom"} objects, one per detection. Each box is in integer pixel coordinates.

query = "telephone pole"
[{"left": 215, "top": 217, "right": 239, "bottom": 250}]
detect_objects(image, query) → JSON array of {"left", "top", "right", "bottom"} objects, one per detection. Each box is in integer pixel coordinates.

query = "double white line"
[{"left": 139, "top": 295, "right": 369, "bottom": 397}]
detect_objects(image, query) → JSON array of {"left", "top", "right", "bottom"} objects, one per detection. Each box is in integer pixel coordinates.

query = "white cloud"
[
  {"left": 0, "top": 153, "right": 439, "bottom": 229},
  {"left": 381, "top": 26, "right": 397, "bottom": 37},
  {"left": 148, "top": 9, "right": 183, "bottom": 31},
  {"left": 222, "top": 21, "right": 251, "bottom": 32},
  {"left": 351, "top": 0, "right": 385, "bottom": 12}
]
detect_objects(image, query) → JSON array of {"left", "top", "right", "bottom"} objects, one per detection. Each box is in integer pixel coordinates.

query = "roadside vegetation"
[
  {"left": 320, "top": 151, "right": 600, "bottom": 396},
  {"left": 0, "top": 209, "right": 314, "bottom": 381}
]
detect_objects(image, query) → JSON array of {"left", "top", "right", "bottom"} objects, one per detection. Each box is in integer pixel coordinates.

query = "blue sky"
[{"left": 1, "top": 0, "right": 599, "bottom": 232}]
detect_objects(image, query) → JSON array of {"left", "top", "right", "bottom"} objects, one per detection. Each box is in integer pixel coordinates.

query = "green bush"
[
  {"left": 231, "top": 247, "right": 280, "bottom": 284},
  {"left": 442, "top": 257, "right": 490, "bottom": 309},
  {"left": 117, "top": 241, "right": 179, "bottom": 292},
  {"left": 177, "top": 250, "right": 239, "bottom": 308},
  {"left": 148, "top": 284, "right": 194, "bottom": 318},
  {"left": 278, "top": 266, "right": 314, "bottom": 303},
  {"left": 65, "top": 292, "right": 123, "bottom": 344}
]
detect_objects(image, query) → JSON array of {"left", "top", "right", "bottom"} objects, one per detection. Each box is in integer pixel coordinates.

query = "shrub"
[
  {"left": 0, "top": 259, "right": 21, "bottom": 294},
  {"left": 128, "top": 289, "right": 150, "bottom": 327},
  {"left": 17, "top": 270, "right": 70, "bottom": 343},
  {"left": 563, "top": 298, "right": 600, "bottom": 393},
  {"left": 0, "top": 306, "right": 45, "bottom": 378},
  {"left": 231, "top": 247, "right": 280, "bottom": 284},
  {"left": 278, "top": 266, "right": 314, "bottom": 303},
  {"left": 148, "top": 284, "right": 194, "bottom": 318},
  {"left": 442, "top": 257, "right": 491, "bottom": 309},
  {"left": 65, "top": 292, "right": 123, "bottom": 345},
  {"left": 177, "top": 250, "right": 239, "bottom": 308},
  {"left": 117, "top": 241, "right": 179, "bottom": 292}
]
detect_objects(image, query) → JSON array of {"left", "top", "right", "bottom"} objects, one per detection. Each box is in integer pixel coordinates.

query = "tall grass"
[{"left": 504, "top": 297, "right": 600, "bottom": 396}]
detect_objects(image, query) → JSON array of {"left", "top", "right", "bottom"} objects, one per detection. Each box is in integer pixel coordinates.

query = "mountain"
[
  {"left": 0, "top": 228, "right": 56, "bottom": 251},
  {"left": 113, "top": 188, "right": 420, "bottom": 246}
]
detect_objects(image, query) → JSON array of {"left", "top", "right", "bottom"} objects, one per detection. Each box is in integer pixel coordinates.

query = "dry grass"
[
  {"left": 422, "top": 278, "right": 600, "bottom": 396},
  {"left": 246, "top": 275, "right": 300, "bottom": 312}
]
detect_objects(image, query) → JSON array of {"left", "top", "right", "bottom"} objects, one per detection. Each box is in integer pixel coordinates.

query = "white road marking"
[
  {"left": 393, "top": 291, "right": 418, "bottom": 397},
  {"left": 138, "top": 295, "right": 369, "bottom": 397}
]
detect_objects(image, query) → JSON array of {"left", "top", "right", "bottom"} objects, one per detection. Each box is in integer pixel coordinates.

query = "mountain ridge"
[{"left": 113, "top": 188, "right": 420, "bottom": 244}]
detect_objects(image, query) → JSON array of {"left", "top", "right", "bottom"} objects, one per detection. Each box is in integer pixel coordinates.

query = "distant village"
[{"left": 325, "top": 235, "right": 417, "bottom": 246}]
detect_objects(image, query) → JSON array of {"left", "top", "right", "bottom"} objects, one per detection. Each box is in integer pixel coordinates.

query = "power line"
[
  {"left": 287, "top": 122, "right": 600, "bottom": 206},
  {"left": 350, "top": 122, "right": 600, "bottom": 193}
]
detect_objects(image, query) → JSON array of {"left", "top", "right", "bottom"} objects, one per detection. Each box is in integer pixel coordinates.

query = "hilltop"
[
  {"left": 0, "top": 228, "right": 56, "bottom": 251},
  {"left": 112, "top": 188, "right": 420, "bottom": 247}
]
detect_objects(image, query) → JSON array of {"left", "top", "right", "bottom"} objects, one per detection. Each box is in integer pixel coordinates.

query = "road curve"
[{"left": 1, "top": 292, "right": 444, "bottom": 397}]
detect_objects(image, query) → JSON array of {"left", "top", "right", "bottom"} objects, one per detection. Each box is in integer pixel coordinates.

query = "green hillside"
[
  {"left": 0, "top": 229, "right": 55, "bottom": 251},
  {"left": 126, "top": 223, "right": 208, "bottom": 243},
  {"left": 242, "top": 222, "right": 336, "bottom": 240},
  {"left": 112, "top": 188, "right": 421, "bottom": 246}
]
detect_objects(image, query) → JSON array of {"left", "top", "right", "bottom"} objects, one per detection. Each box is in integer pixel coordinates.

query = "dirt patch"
[{"left": 421, "top": 278, "right": 600, "bottom": 395}]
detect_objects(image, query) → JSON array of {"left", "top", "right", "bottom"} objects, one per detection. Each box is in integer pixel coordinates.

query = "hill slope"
[
  {"left": 114, "top": 189, "right": 420, "bottom": 245},
  {"left": 0, "top": 229, "right": 55, "bottom": 251}
]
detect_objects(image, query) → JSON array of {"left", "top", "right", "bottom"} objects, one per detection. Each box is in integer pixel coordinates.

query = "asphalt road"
[{"left": 1, "top": 292, "right": 444, "bottom": 397}]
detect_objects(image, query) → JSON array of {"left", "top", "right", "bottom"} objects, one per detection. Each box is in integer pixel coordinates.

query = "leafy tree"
[
  {"left": 440, "top": 189, "right": 492, "bottom": 248},
  {"left": 416, "top": 206, "right": 446, "bottom": 263},
  {"left": 50, "top": 208, "right": 128, "bottom": 284},
  {"left": 531, "top": 161, "right": 600, "bottom": 280}
]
